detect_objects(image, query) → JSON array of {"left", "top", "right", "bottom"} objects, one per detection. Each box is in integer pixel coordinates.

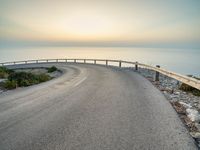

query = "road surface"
[{"left": 0, "top": 63, "right": 197, "bottom": 150}]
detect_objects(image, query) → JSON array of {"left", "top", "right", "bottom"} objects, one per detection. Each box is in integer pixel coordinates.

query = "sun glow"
[
  {"left": 56, "top": 12, "right": 115, "bottom": 41},
  {"left": 0, "top": 0, "right": 200, "bottom": 47}
]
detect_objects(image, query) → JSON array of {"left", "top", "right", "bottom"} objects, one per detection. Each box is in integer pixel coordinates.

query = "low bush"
[
  {"left": 179, "top": 83, "right": 200, "bottom": 96},
  {"left": 6, "top": 72, "right": 51, "bottom": 87},
  {"left": 19, "top": 80, "right": 31, "bottom": 87},
  {"left": 3, "top": 80, "right": 17, "bottom": 89},
  {"left": 8, "top": 72, "right": 36, "bottom": 86},
  {"left": 37, "top": 73, "right": 51, "bottom": 82},
  {"left": 47, "top": 66, "right": 57, "bottom": 73},
  {"left": 0, "top": 67, "right": 52, "bottom": 90},
  {"left": 0, "top": 66, "right": 13, "bottom": 78},
  {"left": 0, "top": 72, "right": 8, "bottom": 78}
]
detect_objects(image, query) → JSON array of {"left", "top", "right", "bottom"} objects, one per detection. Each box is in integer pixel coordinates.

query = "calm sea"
[{"left": 0, "top": 47, "right": 199, "bottom": 76}]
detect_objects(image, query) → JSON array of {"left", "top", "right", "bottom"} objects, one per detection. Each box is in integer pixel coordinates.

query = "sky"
[{"left": 0, "top": 0, "right": 200, "bottom": 48}]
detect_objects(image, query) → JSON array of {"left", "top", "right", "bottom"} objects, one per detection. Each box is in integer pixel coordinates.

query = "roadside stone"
[
  {"left": 179, "top": 101, "right": 192, "bottom": 109},
  {"left": 174, "top": 91, "right": 180, "bottom": 95},
  {"left": 182, "top": 116, "right": 198, "bottom": 131},
  {"left": 186, "top": 108, "right": 200, "bottom": 122},
  {"left": 0, "top": 79, "right": 7, "bottom": 82},
  {"left": 136, "top": 67, "right": 200, "bottom": 148},
  {"left": 165, "top": 87, "right": 173, "bottom": 93},
  {"left": 170, "top": 94, "right": 179, "bottom": 99},
  {"left": 190, "top": 132, "right": 200, "bottom": 139},
  {"left": 171, "top": 101, "right": 186, "bottom": 115},
  {"left": 197, "top": 104, "right": 200, "bottom": 112},
  {"left": 195, "top": 123, "right": 200, "bottom": 131},
  {"left": 134, "top": 68, "right": 200, "bottom": 144}
]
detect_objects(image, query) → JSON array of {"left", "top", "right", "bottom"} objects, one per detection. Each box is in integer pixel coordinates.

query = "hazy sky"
[{"left": 0, "top": 0, "right": 200, "bottom": 48}]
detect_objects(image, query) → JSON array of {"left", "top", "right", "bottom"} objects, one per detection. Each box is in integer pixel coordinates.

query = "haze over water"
[
  {"left": 0, "top": 46, "right": 199, "bottom": 76},
  {"left": 0, "top": 0, "right": 200, "bottom": 76}
]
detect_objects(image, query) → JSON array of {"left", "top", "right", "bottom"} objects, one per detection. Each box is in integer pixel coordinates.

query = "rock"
[
  {"left": 170, "top": 99, "right": 179, "bottom": 103},
  {"left": 174, "top": 91, "right": 180, "bottom": 95},
  {"left": 179, "top": 101, "right": 192, "bottom": 109},
  {"left": 197, "top": 104, "right": 200, "bottom": 112},
  {"left": 186, "top": 108, "right": 200, "bottom": 122},
  {"left": 165, "top": 87, "right": 173, "bottom": 93},
  {"left": 183, "top": 115, "right": 193, "bottom": 125},
  {"left": 195, "top": 123, "right": 200, "bottom": 131},
  {"left": 170, "top": 95, "right": 179, "bottom": 99},
  {"left": 190, "top": 132, "right": 200, "bottom": 139},
  {"left": 163, "top": 91, "right": 168, "bottom": 94},
  {"left": 171, "top": 101, "right": 186, "bottom": 114},
  {"left": 0, "top": 79, "right": 7, "bottom": 82},
  {"left": 182, "top": 116, "right": 198, "bottom": 131}
]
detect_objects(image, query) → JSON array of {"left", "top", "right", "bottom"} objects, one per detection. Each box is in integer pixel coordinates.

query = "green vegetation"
[
  {"left": 7, "top": 72, "right": 51, "bottom": 87},
  {"left": 0, "top": 66, "right": 14, "bottom": 78},
  {"left": 0, "top": 66, "right": 56, "bottom": 90},
  {"left": 47, "top": 66, "right": 57, "bottom": 73},
  {"left": 3, "top": 80, "right": 17, "bottom": 89},
  {"left": 179, "top": 83, "right": 200, "bottom": 96}
]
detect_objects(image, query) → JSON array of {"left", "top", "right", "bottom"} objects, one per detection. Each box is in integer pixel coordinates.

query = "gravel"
[{"left": 135, "top": 67, "right": 200, "bottom": 147}]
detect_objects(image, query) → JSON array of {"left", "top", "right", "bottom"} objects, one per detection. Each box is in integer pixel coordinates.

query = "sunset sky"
[{"left": 0, "top": 0, "right": 200, "bottom": 48}]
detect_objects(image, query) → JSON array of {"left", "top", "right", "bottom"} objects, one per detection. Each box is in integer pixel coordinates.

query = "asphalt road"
[{"left": 0, "top": 63, "right": 197, "bottom": 150}]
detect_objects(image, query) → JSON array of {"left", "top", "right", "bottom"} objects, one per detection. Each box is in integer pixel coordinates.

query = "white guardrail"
[{"left": 0, "top": 58, "right": 200, "bottom": 90}]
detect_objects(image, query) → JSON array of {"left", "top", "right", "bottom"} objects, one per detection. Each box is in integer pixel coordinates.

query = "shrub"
[
  {"left": 0, "top": 66, "right": 8, "bottom": 72},
  {"left": 0, "top": 72, "right": 8, "bottom": 78},
  {"left": 8, "top": 72, "right": 36, "bottom": 86},
  {"left": 0, "top": 66, "right": 13, "bottom": 73},
  {"left": 37, "top": 74, "right": 51, "bottom": 82},
  {"left": 3, "top": 80, "right": 17, "bottom": 89},
  {"left": 0, "top": 66, "right": 13, "bottom": 78},
  {"left": 19, "top": 80, "right": 31, "bottom": 87},
  {"left": 47, "top": 66, "right": 57, "bottom": 73},
  {"left": 0, "top": 67, "right": 52, "bottom": 90},
  {"left": 7, "top": 72, "right": 51, "bottom": 87},
  {"left": 179, "top": 83, "right": 200, "bottom": 96}
]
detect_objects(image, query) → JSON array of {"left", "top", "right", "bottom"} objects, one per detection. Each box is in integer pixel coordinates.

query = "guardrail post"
[
  {"left": 119, "top": 61, "right": 121, "bottom": 68},
  {"left": 135, "top": 62, "right": 138, "bottom": 71},
  {"left": 25, "top": 61, "right": 27, "bottom": 64},
  {"left": 94, "top": 60, "right": 96, "bottom": 64},
  {"left": 84, "top": 59, "right": 86, "bottom": 63},
  {"left": 36, "top": 60, "right": 38, "bottom": 63},
  {"left": 56, "top": 59, "right": 58, "bottom": 62},
  {"left": 13, "top": 62, "right": 16, "bottom": 65},
  {"left": 46, "top": 60, "right": 48, "bottom": 63},
  {"left": 155, "top": 65, "right": 160, "bottom": 81},
  {"left": 74, "top": 59, "right": 76, "bottom": 63},
  {"left": 106, "top": 60, "right": 108, "bottom": 66},
  {"left": 65, "top": 59, "right": 67, "bottom": 62}
]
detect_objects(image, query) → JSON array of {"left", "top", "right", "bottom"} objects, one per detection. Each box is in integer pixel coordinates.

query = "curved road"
[{"left": 0, "top": 63, "right": 197, "bottom": 150}]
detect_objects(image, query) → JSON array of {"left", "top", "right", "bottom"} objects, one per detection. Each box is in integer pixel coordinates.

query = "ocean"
[{"left": 0, "top": 46, "right": 199, "bottom": 76}]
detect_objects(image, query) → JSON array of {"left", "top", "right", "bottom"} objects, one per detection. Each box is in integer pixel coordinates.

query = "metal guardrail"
[{"left": 0, "top": 58, "right": 200, "bottom": 90}]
